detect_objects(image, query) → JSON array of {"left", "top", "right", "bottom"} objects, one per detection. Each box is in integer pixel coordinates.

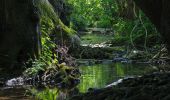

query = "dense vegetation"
[
  {"left": 1, "top": 0, "right": 170, "bottom": 100},
  {"left": 24, "top": 0, "right": 165, "bottom": 99},
  {"left": 21, "top": 0, "right": 162, "bottom": 75},
  {"left": 68, "top": 0, "right": 160, "bottom": 47}
]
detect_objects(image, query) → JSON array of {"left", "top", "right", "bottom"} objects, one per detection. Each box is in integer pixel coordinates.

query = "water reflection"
[
  {"left": 0, "top": 63, "right": 157, "bottom": 99},
  {"left": 78, "top": 63, "right": 155, "bottom": 92}
]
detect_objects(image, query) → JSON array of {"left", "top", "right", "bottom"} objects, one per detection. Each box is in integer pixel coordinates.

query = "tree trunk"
[{"left": 0, "top": 0, "right": 40, "bottom": 69}]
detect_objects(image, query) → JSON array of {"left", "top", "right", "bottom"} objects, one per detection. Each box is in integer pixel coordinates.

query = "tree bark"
[{"left": 0, "top": 0, "right": 40, "bottom": 69}]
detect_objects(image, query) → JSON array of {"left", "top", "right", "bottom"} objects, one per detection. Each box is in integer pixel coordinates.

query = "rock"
[
  {"left": 6, "top": 77, "right": 24, "bottom": 86},
  {"left": 112, "top": 57, "right": 129, "bottom": 63}
]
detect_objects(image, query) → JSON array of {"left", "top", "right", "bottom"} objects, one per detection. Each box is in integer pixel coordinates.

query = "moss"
[{"left": 35, "top": 0, "right": 76, "bottom": 37}]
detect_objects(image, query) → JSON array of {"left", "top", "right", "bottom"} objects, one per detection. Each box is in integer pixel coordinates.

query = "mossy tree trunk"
[{"left": 0, "top": 0, "right": 40, "bottom": 69}]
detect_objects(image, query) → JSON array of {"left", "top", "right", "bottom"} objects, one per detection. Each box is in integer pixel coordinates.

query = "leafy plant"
[{"left": 28, "top": 88, "right": 59, "bottom": 100}]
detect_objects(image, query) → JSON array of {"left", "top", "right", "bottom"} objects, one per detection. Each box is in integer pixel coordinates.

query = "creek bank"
[
  {"left": 75, "top": 59, "right": 151, "bottom": 66},
  {"left": 69, "top": 46, "right": 121, "bottom": 59},
  {"left": 4, "top": 63, "right": 81, "bottom": 91},
  {"left": 70, "top": 72, "right": 170, "bottom": 100},
  {"left": 70, "top": 30, "right": 165, "bottom": 65},
  {"left": 71, "top": 45, "right": 169, "bottom": 65}
]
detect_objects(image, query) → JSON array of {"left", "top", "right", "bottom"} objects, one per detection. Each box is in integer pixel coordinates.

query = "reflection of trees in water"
[{"left": 78, "top": 63, "right": 155, "bottom": 92}]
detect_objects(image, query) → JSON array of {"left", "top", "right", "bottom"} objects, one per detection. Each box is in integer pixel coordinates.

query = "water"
[
  {"left": 77, "top": 63, "right": 156, "bottom": 92},
  {"left": 0, "top": 62, "right": 157, "bottom": 99}
]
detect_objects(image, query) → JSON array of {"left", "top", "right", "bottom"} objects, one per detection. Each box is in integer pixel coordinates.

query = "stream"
[
  {"left": 0, "top": 62, "right": 158, "bottom": 99},
  {"left": 78, "top": 62, "right": 156, "bottom": 92}
]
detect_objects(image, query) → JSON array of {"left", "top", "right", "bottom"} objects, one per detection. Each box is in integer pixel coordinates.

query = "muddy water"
[
  {"left": 0, "top": 87, "right": 31, "bottom": 100},
  {"left": 0, "top": 67, "right": 31, "bottom": 100}
]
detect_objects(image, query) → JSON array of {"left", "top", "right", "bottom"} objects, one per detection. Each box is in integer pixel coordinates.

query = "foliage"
[
  {"left": 111, "top": 10, "right": 160, "bottom": 51},
  {"left": 29, "top": 88, "right": 59, "bottom": 100},
  {"left": 68, "top": 0, "right": 116, "bottom": 29},
  {"left": 67, "top": 0, "right": 135, "bottom": 29},
  {"left": 23, "top": 59, "right": 46, "bottom": 76},
  {"left": 68, "top": 0, "right": 160, "bottom": 51},
  {"left": 24, "top": 0, "right": 78, "bottom": 76},
  {"left": 35, "top": 0, "right": 76, "bottom": 36}
]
